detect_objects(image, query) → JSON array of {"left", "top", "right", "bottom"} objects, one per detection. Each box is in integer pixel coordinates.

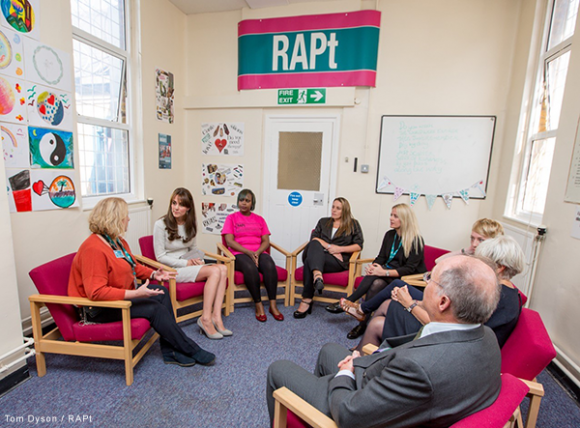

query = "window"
[
  {"left": 507, "top": 0, "right": 579, "bottom": 224},
  {"left": 71, "top": 0, "right": 135, "bottom": 203}
]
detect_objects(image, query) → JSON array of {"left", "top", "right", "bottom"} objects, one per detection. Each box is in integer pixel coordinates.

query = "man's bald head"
[{"left": 433, "top": 256, "right": 501, "bottom": 324}]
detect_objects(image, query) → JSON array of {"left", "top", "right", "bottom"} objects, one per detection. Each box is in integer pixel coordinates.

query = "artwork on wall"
[
  {"left": 25, "top": 82, "right": 72, "bottom": 130},
  {"left": 29, "top": 126, "right": 73, "bottom": 169},
  {"left": 201, "top": 122, "right": 244, "bottom": 156},
  {"left": 24, "top": 37, "right": 72, "bottom": 92},
  {"left": 6, "top": 168, "right": 30, "bottom": 212},
  {"left": 201, "top": 202, "right": 238, "bottom": 234},
  {"left": 30, "top": 169, "right": 77, "bottom": 210},
  {"left": 0, "top": 26, "right": 24, "bottom": 78},
  {"left": 1, "top": 122, "right": 28, "bottom": 167},
  {"left": 159, "top": 133, "right": 171, "bottom": 169},
  {"left": 0, "top": 0, "right": 39, "bottom": 40},
  {"left": 201, "top": 163, "right": 243, "bottom": 197},
  {"left": 155, "top": 68, "right": 174, "bottom": 123},
  {"left": 0, "top": 74, "right": 26, "bottom": 123}
]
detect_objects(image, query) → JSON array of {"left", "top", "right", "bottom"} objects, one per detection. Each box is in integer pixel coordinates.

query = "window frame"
[{"left": 71, "top": 0, "right": 142, "bottom": 209}]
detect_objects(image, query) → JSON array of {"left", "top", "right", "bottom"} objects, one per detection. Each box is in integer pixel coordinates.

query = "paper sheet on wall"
[
  {"left": 0, "top": 0, "right": 40, "bottom": 40},
  {"left": 201, "top": 203, "right": 238, "bottom": 234},
  {"left": 565, "top": 117, "right": 580, "bottom": 203},
  {"left": 24, "top": 38, "right": 72, "bottom": 92},
  {"left": 2, "top": 122, "right": 28, "bottom": 168},
  {"left": 24, "top": 82, "right": 73, "bottom": 131},
  {"left": 0, "top": 74, "right": 27, "bottom": 124},
  {"left": 571, "top": 206, "right": 580, "bottom": 240},
  {"left": 155, "top": 68, "right": 174, "bottom": 123},
  {"left": 201, "top": 163, "right": 243, "bottom": 197},
  {"left": 0, "top": 26, "right": 25, "bottom": 78},
  {"left": 201, "top": 122, "right": 244, "bottom": 156},
  {"left": 30, "top": 169, "right": 78, "bottom": 210}
]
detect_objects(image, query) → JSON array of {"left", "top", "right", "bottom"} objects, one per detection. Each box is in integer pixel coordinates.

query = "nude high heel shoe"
[{"left": 198, "top": 317, "right": 223, "bottom": 339}]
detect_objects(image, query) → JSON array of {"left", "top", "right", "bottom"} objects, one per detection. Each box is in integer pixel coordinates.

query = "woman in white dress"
[{"left": 154, "top": 188, "right": 231, "bottom": 339}]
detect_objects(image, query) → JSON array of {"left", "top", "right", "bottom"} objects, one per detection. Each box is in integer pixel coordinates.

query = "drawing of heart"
[
  {"left": 215, "top": 139, "right": 227, "bottom": 153},
  {"left": 32, "top": 180, "right": 46, "bottom": 196},
  {"left": 39, "top": 104, "right": 46, "bottom": 114},
  {"left": 47, "top": 94, "right": 55, "bottom": 105}
]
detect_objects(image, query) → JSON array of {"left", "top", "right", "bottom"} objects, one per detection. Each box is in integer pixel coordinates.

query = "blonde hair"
[
  {"left": 392, "top": 203, "right": 423, "bottom": 257},
  {"left": 472, "top": 218, "right": 504, "bottom": 239},
  {"left": 89, "top": 197, "right": 129, "bottom": 240}
]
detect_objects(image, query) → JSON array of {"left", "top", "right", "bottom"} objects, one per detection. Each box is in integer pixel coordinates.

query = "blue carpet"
[{"left": 1, "top": 301, "right": 579, "bottom": 427}]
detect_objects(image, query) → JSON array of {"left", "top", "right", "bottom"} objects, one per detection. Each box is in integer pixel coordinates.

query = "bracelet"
[{"left": 327, "top": 244, "right": 331, "bottom": 250}]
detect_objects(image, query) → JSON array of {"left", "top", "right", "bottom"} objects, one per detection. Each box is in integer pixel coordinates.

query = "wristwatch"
[
  {"left": 386, "top": 270, "right": 390, "bottom": 277},
  {"left": 406, "top": 301, "right": 418, "bottom": 313}
]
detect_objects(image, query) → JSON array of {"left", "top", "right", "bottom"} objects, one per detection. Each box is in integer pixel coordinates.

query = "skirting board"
[
  {"left": 21, "top": 306, "right": 52, "bottom": 337},
  {"left": 554, "top": 344, "right": 580, "bottom": 390},
  {"left": 0, "top": 364, "right": 30, "bottom": 399}
]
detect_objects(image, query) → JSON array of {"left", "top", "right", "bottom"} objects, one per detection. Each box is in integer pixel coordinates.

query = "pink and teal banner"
[{"left": 238, "top": 10, "right": 381, "bottom": 90}]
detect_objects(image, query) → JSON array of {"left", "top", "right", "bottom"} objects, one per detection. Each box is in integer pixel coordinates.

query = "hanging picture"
[
  {"left": 201, "top": 202, "right": 238, "bottom": 234},
  {"left": 159, "top": 133, "right": 171, "bottom": 169},
  {"left": 0, "top": 74, "right": 26, "bottom": 123},
  {"left": 201, "top": 122, "right": 244, "bottom": 156},
  {"left": 29, "top": 126, "right": 74, "bottom": 169},
  {"left": 30, "top": 169, "right": 78, "bottom": 210},
  {"left": 24, "top": 38, "right": 72, "bottom": 92},
  {"left": 155, "top": 68, "right": 174, "bottom": 123},
  {"left": 201, "top": 163, "right": 243, "bottom": 197},
  {"left": 0, "top": 0, "right": 39, "bottom": 40},
  {"left": 2, "top": 122, "right": 28, "bottom": 167},
  {"left": 25, "top": 82, "right": 73, "bottom": 130},
  {"left": 6, "top": 168, "right": 31, "bottom": 212},
  {"left": 0, "top": 26, "right": 24, "bottom": 79}
]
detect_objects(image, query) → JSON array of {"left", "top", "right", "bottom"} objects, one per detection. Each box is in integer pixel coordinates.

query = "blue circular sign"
[{"left": 288, "top": 191, "right": 303, "bottom": 207}]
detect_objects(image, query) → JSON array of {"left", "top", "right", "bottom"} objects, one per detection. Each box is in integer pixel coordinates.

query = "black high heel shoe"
[
  {"left": 293, "top": 300, "right": 313, "bottom": 319},
  {"left": 314, "top": 277, "right": 324, "bottom": 295}
]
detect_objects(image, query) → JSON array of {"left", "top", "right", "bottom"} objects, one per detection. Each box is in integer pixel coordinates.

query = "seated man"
[{"left": 266, "top": 256, "right": 502, "bottom": 428}]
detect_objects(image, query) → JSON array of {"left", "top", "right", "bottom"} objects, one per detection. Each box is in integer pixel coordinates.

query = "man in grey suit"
[{"left": 267, "top": 255, "right": 502, "bottom": 428}]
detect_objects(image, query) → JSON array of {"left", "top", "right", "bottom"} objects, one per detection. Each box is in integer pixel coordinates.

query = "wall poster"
[
  {"left": 201, "top": 122, "right": 244, "bottom": 156},
  {"left": 155, "top": 68, "right": 174, "bottom": 123},
  {"left": 159, "top": 133, "right": 171, "bottom": 169},
  {"left": 201, "top": 163, "right": 243, "bottom": 197},
  {"left": 201, "top": 202, "right": 238, "bottom": 234}
]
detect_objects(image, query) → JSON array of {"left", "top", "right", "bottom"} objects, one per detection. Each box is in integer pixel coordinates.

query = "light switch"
[{"left": 361, "top": 164, "right": 369, "bottom": 173}]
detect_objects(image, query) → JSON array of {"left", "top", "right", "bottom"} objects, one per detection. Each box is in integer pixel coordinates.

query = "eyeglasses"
[{"left": 423, "top": 271, "right": 443, "bottom": 288}]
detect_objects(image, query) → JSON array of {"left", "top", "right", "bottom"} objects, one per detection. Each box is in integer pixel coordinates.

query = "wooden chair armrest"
[
  {"left": 270, "top": 242, "right": 292, "bottom": 257},
  {"left": 520, "top": 379, "right": 545, "bottom": 397},
  {"left": 202, "top": 250, "right": 232, "bottom": 263},
  {"left": 362, "top": 344, "right": 379, "bottom": 356},
  {"left": 291, "top": 241, "right": 309, "bottom": 257},
  {"left": 348, "top": 251, "right": 361, "bottom": 265},
  {"left": 400, "top": 273, "right": 427, "bottom": 288},
  {"left": 134, "top": 254, "right": 177, "bottom": 272},
  {"left": 28, "top": 294, "right": 132, "bottom": 308},
  {"left": 355, "top": 258, "right": 375, "bottom": 265},
  {"left": 216, "top": 242, "right": 235, "bottom": 259},
  {"left": 273, "top": 387, "right": 337, "bottom": 428}
]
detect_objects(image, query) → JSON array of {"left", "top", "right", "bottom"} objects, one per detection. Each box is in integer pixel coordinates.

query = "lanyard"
[
  {"left": 384, "top": 235, "right": 402, "bottom": 269},
  {"left": 102, "top": 234, "right": 138, "bottom": 288}
]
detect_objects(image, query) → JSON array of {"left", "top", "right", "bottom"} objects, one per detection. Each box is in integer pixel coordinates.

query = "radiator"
[
  {"left": 503, "top": 223, "right": 541, "bottom": 301},
  {"left": 125, "top": 205, "right": 151, "bottom": 255}
]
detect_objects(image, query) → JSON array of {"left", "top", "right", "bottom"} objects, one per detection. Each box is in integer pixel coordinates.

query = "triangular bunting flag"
[
  {"left": 410, "top": 192, "right": 420, "bottom": 206},
  {"left": 459, "top": 189, "right": 470, "bottom": 205},
  {"left": 442, "top": 193, "right": 453, "bottom": 209},
  {"left": 425, "top": 194, "right": 437, "bottom": 210},
  {"left": 377, "top": 177, "right": 392, "bottom": 191},
  {"left": 472, "top": 180, "right": 486, "bottom": 197},
  {"left": 393, "top": 186, "right": 405, "bottom": 201}
]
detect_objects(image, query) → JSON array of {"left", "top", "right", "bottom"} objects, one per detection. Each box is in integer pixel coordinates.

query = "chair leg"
[
  {"left": 274, "top": 399, "right": 288, "bottom": 428},
  {"left": 29, "top": 301, "right": 47, "bottom": 377},
  {"left": 121, "top": 307, "right": 134, "bottom": 386},
  {"left": 524, "top": 395, "right": 542, "bottom": 428}
]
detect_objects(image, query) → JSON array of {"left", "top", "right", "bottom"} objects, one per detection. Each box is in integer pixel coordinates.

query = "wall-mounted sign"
[
  {"left": 278, "top": 88, "right": 326, "bottom": 105},
  {"left": 238, "top": 10, "right": 381, "bottom": 90},
  {"left": 288, "top": 191, "right": 303, "bottom": 206}
]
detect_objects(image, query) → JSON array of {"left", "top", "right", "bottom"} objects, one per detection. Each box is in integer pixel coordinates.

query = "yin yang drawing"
[{"left": 28, "top": 126, "right": 73, "bottom": 169}]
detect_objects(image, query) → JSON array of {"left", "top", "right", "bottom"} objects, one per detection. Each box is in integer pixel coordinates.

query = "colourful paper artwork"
[
  {"left": 201, "top": 202, "right": 238, "bottom": 234},
  {"left": 393, "top": 186, "right": 404, "bottom": 201},
  {"left": 201, "top": 163, "right": 243, "bottom": 197},
  {"left": 410, "top": 192, "right": 420, "bottom": 206},
  {"left": 24, "top": 82, "right": 72, "bottom": 130},
  {"left": 425, "top": 194, "right": 437, "bottom": 210},
  {"left": 0, "top": 0, "right": 39, "bottom": 40},
  {"left": 30, "top": 169, "right": 78, "bottom": 210},
  {"left": 201, "top": 123, "right": 245, "bottom": 156},
  {"left": 442, "top": 193, "right": 453, "bottom": 209},
  {"left": 0, "top": 26, "right": 24, "bottom": 78},
  {"left": 29, "top": 126, "right": 73, "bottom": 169},
  {"left": 2, "top": 121, "right": 27, "bottom": 167},
  {"left": 459, "top": 188, "right": 470, "bottom": 204},
  {"left": 6, "top": 168, "right": 31, "bottom": 212},
  {"left": 155, "top": 68, "right": 174, "bottom": 124},
  {"left": 24, "top": 37, "right": 72, "bottom": 92},
  {"left": 159, "top": 133, "right": 171, "bottom": 169},
  {"left": 0, "top": 74, "right": 26, "bottom": 123}
]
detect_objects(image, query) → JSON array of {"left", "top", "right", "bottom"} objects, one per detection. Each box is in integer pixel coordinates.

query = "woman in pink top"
[{"left": 222, "top": 189, "right": 282, "bottom": 322}]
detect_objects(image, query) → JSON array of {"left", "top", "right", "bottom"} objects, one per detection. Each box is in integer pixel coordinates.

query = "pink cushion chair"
[
  {"left": 217, "top": 236, "right": 291, "bottom": 312},
  {"left": 28, "top": 253, "right": 157, "bottom": 386},
  {"left": 137, "top": 235, "right": 232, "bottom": 322}
]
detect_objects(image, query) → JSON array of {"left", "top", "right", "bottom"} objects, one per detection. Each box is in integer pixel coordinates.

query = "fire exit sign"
[{"left": 277, "top": 88, "right": 326, "bottom": 105}]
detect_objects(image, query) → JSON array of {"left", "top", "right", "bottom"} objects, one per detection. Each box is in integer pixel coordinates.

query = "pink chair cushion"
[
  {"left": 294, "top": 266, "right": 349, "bottom": 287},
  {"left": 175, "top": 281, "right": 206, "bottom": 301},
  {"left": 449, "top": 373, "right": 529, "bottom": 428},
  {"left": 139, "top": 235, "right": 156, "bottom": 260},
  {"left": 285, "top": 410, "right": 310, "bottom": 428},
  {"left": 353, "top": 276, "right": 364, "bottom": 289},
  {"left": 423, "top": 245, "right": 450, "bottom": 271},
  {"left": 234, "top": 266, "right": 288, "bottom": 285},
  {"left": 501, "top": 308, "right": 556, "bottom": 380},
  {"left": 72, "top": 318, "right": 151, "bottom": 342}
]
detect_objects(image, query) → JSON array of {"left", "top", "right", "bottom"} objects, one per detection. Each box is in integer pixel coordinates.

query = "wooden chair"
[
  {"left": 400, "top": 244, "right": 450, "bottom": 287},
  {"left": 136, "top": 235, "right": 232, "bottom": 323},
  {"left": 28, "top": 253, "right": 158, "bottom": 386},
  {"left": 289, "top": 241, "right": 360, "bottom": 306},
  {"left": 217, "top": 237, "right": 291, "bottom": 312}
]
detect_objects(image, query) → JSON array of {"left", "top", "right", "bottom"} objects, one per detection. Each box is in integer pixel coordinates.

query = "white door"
[{"left": 263, "top": 115, "right": 340, "bottom": 266}]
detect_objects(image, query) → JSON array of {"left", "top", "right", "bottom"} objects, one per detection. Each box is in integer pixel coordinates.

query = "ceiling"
[{"left": 167, "top": 0, "right": 341, "bottom": 15}]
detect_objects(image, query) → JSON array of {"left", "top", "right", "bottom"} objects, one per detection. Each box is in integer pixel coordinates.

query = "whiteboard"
[{"left": 376, "top": 116, "right": 495, "bottom": 199}]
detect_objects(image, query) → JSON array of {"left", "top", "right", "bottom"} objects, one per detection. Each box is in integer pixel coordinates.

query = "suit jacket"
[
  {"left": 373, "top": 229, "right": 426, "bottom": 277},
  {"left": 310, "top": 217, "right": 364, "bottom": 270},
  {"left": 328, "top": 325, "right": 501, "bottom": 428}
]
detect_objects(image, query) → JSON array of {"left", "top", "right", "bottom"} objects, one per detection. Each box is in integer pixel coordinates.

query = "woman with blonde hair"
[
  {"left": 327, "top": 203, "right": 425, "bottom": 339},
  {"left": 293, "top": 197, "right": 363, "bottom": 318},
  {"left": 68, "top": 197, "right": 215, "bottom": 367},
  {"left": 436, "top": 218, "right": 504, "bottom": 263},
  {"left": 154, "top": 188, "right": 230, "bottom": 340}
]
